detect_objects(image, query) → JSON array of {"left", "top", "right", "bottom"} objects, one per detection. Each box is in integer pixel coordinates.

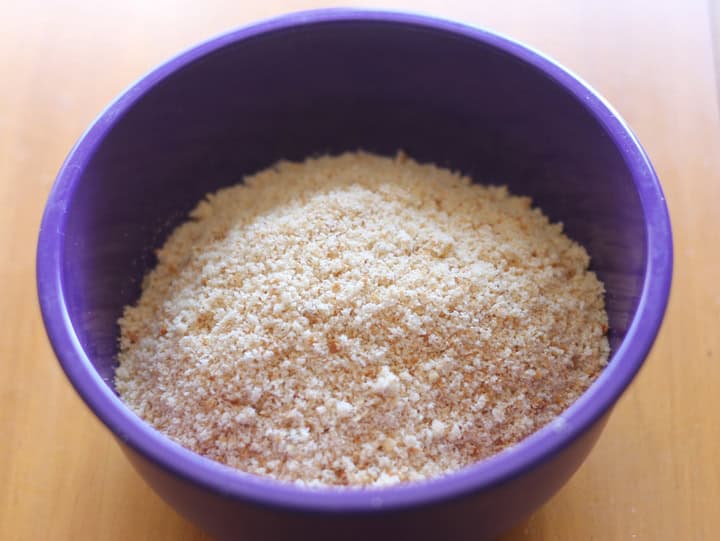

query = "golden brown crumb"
[{"left": 115, "top": 152, "right": 609, "bottom": 487}]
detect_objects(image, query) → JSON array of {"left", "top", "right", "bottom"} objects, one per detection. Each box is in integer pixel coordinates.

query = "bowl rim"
[{"left": 36, "top": 8, "right": 673, "bottom": 513}]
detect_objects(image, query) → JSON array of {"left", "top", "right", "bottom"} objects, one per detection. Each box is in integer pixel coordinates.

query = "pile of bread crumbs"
[{"left": 115, "top": 151, "right": 609, "bottom": 487}]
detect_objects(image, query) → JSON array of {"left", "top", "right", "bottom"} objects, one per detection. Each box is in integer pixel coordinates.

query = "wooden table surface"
[{"left": 2, "top": 1, "right": 719, "bottom": 539}]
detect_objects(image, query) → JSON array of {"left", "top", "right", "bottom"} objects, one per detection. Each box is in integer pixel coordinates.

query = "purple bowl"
[{"left": 37, "top": 9, "right": 672, "bottom": 541}]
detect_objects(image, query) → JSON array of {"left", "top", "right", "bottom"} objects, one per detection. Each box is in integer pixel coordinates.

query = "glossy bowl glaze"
[{"left": 37, "top": 9, "right": 672, "bottom": 541}]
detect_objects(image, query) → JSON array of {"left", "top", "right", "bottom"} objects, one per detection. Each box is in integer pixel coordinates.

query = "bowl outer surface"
[{"left": 36, "top": 7, "right": 672, "bottom": 536}]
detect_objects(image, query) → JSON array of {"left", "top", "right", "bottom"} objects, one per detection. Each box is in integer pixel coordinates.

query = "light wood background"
[{"left": 2, "top": 0, "right": 718, "bottom": 539}]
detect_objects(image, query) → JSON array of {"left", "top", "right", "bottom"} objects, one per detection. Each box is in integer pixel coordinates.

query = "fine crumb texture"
[{"left": 115, "top": 152, "right": 610, "bottom": 487}]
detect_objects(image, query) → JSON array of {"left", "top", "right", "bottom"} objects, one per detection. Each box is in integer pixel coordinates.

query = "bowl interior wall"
[{"left": 60, "top": 21, "right": 646, "bottom": 386}]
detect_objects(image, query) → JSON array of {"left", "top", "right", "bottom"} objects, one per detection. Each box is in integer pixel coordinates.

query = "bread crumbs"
[{"left": 115, "top": 151, "right": 609, "bottom": 487}]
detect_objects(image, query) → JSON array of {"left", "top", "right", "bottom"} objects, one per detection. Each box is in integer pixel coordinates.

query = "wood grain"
[{"left": 2, "top": 0, "right": 718, "bottom": 539}]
